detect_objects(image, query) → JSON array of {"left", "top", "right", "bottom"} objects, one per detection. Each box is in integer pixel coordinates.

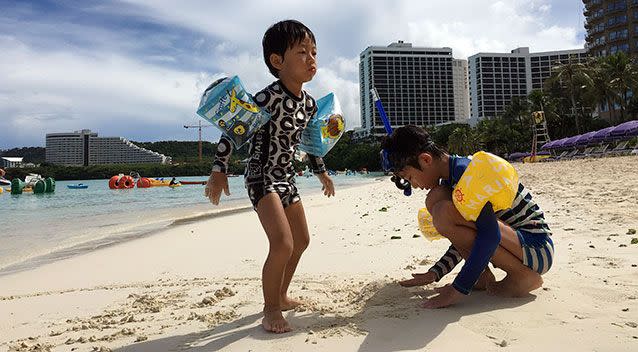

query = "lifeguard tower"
[{"left": 530, "top": 111, "right": 551, "bottom": 162}]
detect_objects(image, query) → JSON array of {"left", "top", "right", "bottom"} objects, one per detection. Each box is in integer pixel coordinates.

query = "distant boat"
[
  {"left": 0, "top": 178, "right": 10, "bottom": 186},
  {"left": 67, "top": 183, "right": 89, "bottom": 189}
]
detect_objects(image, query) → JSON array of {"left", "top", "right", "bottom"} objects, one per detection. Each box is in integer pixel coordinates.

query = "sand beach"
[{"left": 1, "top": 156, "right": 637, "bottom": 352}]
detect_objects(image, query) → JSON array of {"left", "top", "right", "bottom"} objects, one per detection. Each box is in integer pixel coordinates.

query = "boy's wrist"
[
  {"left": 452, "top": 281, "right": 471, "bottom": 295},
  {"left": 427, "top": 270, "right": 441, "bottom": 282}
]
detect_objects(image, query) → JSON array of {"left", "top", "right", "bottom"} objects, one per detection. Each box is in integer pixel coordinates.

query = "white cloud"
[
  {"left": 0, "top": 0, "right": 585, "bottom": 148},
  {"left": 0, "top": 35, "right": 204, "bottom": 146},
  {"left": 309, "top": 67, "right": 361, "bottom": 130}
]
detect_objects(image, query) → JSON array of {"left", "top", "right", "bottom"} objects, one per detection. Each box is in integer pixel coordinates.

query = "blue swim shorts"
[{"left": 516, "top": 230, "right": 554, "bottom": 275}]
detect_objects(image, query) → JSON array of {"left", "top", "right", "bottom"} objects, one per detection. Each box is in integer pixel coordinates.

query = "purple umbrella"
[
  {"left": 550, "top": 138, "right": 568, "bottom": 149},
  {"left": 609, "top": 120, "right": 638, "bottom": 137},
  {"left": 561, "top": 135, "right": 581, "bottom": 148},
  {"left": 575, "top": 131, "right": 597, "bottom": 146},
  {"left": 508, "top": 152, "right": 528, "bottom": 160},
  {"left": 540, "top": 141, "right": 554, "bottom": 150},
  {"left": 591, "top": 126, "right": 615, "bottom": 142}
]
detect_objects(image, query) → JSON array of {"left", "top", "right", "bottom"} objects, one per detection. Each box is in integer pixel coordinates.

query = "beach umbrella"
[
  {"left": 575, "top": 131, "right": 597, "bottom": 146},
  {"left": 561, "top": 135, "right": 581, "bottom": 148},
  {"left": 591, "top": 126, "right": 615, "bottom": 142},
  {"left": 550, "top": 138, "right": 567, "bottom": 149},
  {"left": 609, "top": 120, "right": 638, "bottom": 138},
  {"left": 540, "top": 140, "right": 555, "bottom": 150}
]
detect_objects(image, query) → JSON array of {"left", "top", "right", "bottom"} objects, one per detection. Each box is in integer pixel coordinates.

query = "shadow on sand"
[{"left": 113, "top": 281, "right": 535, "bottom": 352}]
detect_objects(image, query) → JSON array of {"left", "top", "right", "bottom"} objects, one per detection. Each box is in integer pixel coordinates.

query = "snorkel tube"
[{"left": 371, "top": 88, "right": 412, "bottom": 196}]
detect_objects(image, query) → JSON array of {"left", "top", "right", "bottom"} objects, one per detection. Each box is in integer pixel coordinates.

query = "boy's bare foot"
[
  {"left": 280, "top": 296, "right": 304, "bottom": 311},
  {"left": 262, "top": 308, "right": 292, "bottom": 334},
  {"left": 473, "top": 269, "right": 496, "bottom": 291},
  {"left": 487, "top": 271, "right": 543, "bottom": 297}
]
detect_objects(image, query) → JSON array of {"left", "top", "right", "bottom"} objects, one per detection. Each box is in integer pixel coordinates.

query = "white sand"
[{"left": 1, "top": 156, "right": 637, "bottom": 352}]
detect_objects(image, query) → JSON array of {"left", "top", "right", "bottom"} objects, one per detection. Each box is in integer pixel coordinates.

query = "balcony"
[
  {"left": 583, "top": 0, "right": 602, "bottom": 8},
  {"left": 607, "top": 20, "right": 628, "bottom": 30},
  {"left": 608, "top": 8, "right": 628, "bottom": 17},
  {"left": 588, "top": 40, "right": 606, "bottom": 50}
]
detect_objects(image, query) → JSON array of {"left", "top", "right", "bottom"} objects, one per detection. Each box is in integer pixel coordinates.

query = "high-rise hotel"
[
  {"left": 469, "top": 47, "right": 588, "bottom": 123},
  {"left": 46, "top": 129, "right": 171, "bottom": 166},
  {"left": 356, "top": 41, "right": 469, "bottom": 139},
  {"left": 583, "top": 0, "right": 638, "bottom": 58}
]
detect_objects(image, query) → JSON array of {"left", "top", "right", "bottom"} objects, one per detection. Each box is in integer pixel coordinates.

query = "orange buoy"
[
  {"left": 109, "top": 175, "right": 120, "bottom": 189},
  {"left": 137, "top": 177, "right": 151, "bottom": 188},
  {"left": 120, "top": 175, "right": 134, "bottom": 189}
]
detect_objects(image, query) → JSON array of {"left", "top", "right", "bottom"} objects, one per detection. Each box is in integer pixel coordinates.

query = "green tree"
[
  {"left": 602, "top": 52, "right": 638, "bottom": 122},
  {"left": 547, "top": 59, "right": 592, "bottom": 133},
  {"left": 447, "top": 125, "right": 481, "bottom": 156}
]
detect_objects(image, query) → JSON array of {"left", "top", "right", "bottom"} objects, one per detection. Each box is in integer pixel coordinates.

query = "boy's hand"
[
  {"left": 421, "top": 284, "right": 465, "bottom": 309},
  {"left": 317, "top": 172, "right": 335, "bottom": 197},
  {"left": 399, "top": 272, "right": 437, "bottom": 287},
  {"left": 205, "top": 171, "right": 230, "bottom": 205}
]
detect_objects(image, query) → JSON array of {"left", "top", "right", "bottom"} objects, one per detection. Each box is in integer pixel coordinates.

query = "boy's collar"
[{"left": 276, "top": 79, "right": 304, "bottom": 101}]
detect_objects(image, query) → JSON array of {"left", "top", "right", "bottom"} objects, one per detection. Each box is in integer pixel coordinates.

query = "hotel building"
[
  {"left": 356, "top": 41, "right": 468, "bottom": 139},
  {"left": 46, "top": 129, "right": 171, "bottom": 166},
  {"left": 469, "top": 47, "right": 588, "bottom": 123}
]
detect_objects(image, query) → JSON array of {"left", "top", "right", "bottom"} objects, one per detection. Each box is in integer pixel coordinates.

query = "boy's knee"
[
  {"left": 431, "top": 201, "right": 457, "bottom": 235},
  {"left": 425, "top": 186, "right": 452, "bottom": 213},
  {"left": 269, "top": 236, "right": 294, "bottom": 259},
  {"left": 293, "top": 235, "right": 310, "bottom": 255}
]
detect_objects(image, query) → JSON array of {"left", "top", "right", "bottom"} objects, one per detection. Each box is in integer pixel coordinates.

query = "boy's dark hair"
[
  {"left": 262, "top": 20, "right": 316, "bottom": 78},
  {"left": 381, "top": 125, "right": 445, "bottom": 171}
]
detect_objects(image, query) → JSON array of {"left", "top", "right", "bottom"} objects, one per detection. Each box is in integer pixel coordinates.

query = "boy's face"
[
  {"left": 272, "top": 34, "right": 317, "bottom": 83},
  {"left": 396, "top": 153, "right": 440, "bottom": 190}
]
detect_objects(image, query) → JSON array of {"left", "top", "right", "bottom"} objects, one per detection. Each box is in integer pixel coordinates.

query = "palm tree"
[
  {"left": 549, "top": 59, "right": 592, "bottom": 133},
  {"left": 502, "top": 96, "right": 530, "bottom": 131},
  {"left": 585, "top": 58, "right": 617, "bottom": 123},
  {"left": 447, "top": 126, "right": 481, "bottom": 156},
  {"left": 601, "top": 52, "right": 638, "bottom": 122}
]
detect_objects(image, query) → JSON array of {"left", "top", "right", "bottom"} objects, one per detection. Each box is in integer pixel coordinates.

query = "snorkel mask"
[{"left": 372, "top": 88, "right": 412, "bottom": 196}]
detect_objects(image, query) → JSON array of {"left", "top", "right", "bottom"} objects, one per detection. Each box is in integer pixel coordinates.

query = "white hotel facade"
[
  {"left": 355, "top": 41, "right": 470, "bottom": 139},
  {"left": 46, "top": 129, "right": 171, "bottom": 166},
  {"left": 469, "top": 47, "right": 589, "bottom": 124}
]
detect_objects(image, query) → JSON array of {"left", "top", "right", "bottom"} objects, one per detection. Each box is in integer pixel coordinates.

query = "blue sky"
[{"left": 0, "top": 0, "right": 586, "bottom": 149}]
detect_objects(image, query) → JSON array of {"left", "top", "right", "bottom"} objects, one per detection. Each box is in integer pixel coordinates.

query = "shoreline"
[{"left": 0, "top": 180, "right": 379, "bottom": 278}]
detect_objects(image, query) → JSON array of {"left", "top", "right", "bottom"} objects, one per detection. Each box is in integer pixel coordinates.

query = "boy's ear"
[
  {"left": 418, "top": 152, "right": 433, "bottom": 165},
  {"left": 269, "top": 53, "right": 284, "bottom": 71}
]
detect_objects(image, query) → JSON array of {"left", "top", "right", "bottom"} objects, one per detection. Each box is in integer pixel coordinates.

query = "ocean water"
[{"left": 0, "top": 174, "right": 380, "bottom": 274}]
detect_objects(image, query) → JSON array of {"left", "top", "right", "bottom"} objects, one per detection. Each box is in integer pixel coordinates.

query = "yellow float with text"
[
  {"left": 417, "top": 208, "right": 445, "bottom": 241},
  {"left": 452, "top": 151, "right": 519, "bottom": 222}
]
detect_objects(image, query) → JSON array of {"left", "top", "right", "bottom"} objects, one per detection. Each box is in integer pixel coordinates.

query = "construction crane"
[{"left": 183, "top": 120, "right": 212, "bottom": 162}]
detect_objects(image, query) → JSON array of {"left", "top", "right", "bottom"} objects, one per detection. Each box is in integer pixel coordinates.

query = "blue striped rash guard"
[{"left": 429, "top": 155, "right": 552, "bottom": 295}]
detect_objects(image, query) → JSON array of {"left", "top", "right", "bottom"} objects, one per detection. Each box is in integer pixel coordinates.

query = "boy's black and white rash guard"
[{"left": 212, "top": 81, "right": 326, "bottom": 186}]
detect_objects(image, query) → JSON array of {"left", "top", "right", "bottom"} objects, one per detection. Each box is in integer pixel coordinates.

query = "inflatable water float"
[
  {"left": 10, "top": 174, "right": 55, "bottom": 195},
  {"left": 109, "top": 174, "right": 135, "bottom": 189}
]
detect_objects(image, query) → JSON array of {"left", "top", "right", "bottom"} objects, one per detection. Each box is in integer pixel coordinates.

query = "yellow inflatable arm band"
[
  {"left": 417, "top": 208, "right": 445, "bottom": 241},
  {"left": 452, "top": 151, "right": 519, "bottom": 222}
]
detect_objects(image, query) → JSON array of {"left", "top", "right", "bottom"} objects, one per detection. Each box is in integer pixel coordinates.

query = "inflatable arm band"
[
  {"left": 197, "top": 76, "right": 343, "bottom": 154},
  {"left": 418, "top": 208, "right": 445, "bottom": 241},
  {"left": 196, "top": 76, "right": 271, "bottom": 148},
  {"left": 298, "top": 92, "right": 345, "bottom": 157},
  {"left": 452, "top": 152, "right": 519, "bottom": 222}
]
